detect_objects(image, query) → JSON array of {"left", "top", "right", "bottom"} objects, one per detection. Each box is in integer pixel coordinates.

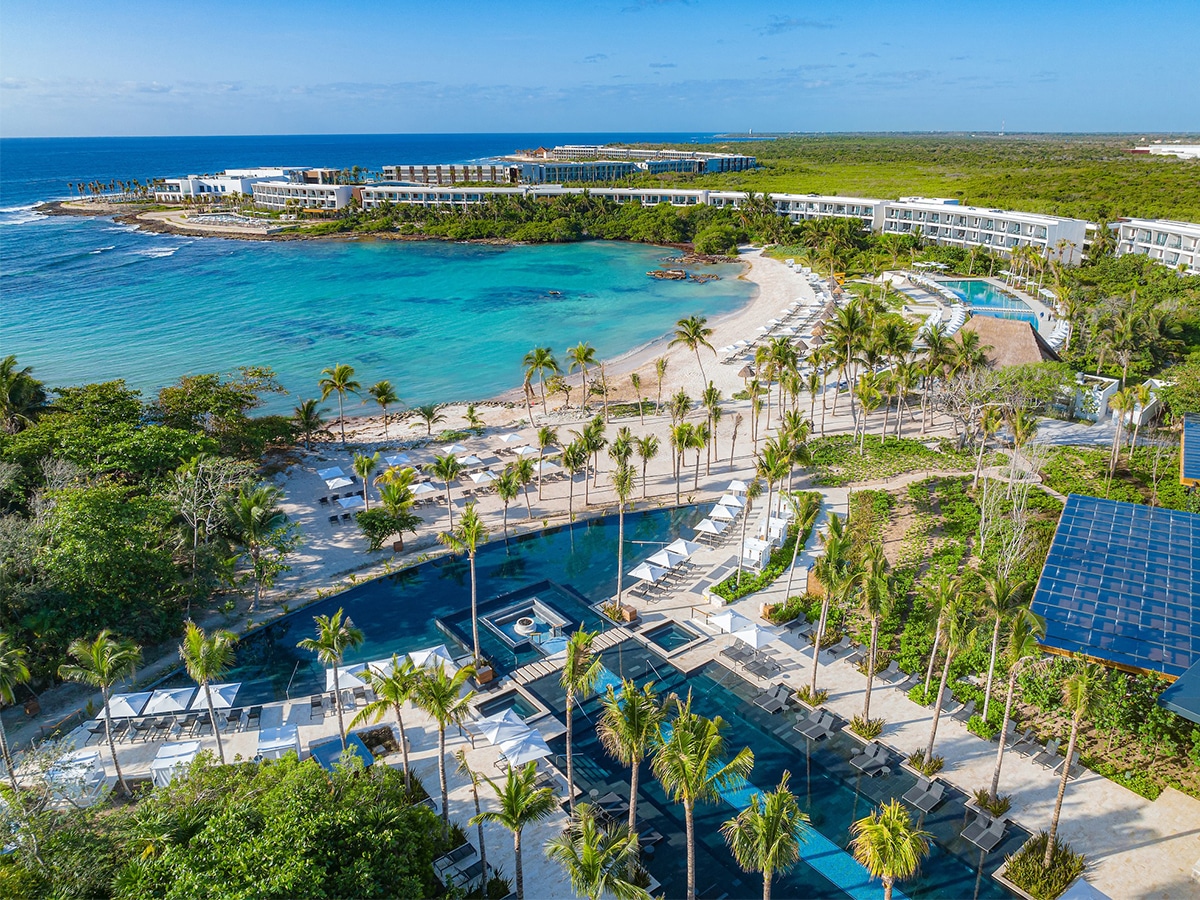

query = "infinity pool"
[
  {"left": 525, "top": 642, "right": 1023, "bottom": 899},
  {"left": 940, "top": 279, "right": 1039, "bottom": 326}
]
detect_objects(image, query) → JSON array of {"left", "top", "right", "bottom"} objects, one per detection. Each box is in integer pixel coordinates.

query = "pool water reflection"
[{"left": 940, "top": 279, "right": 1038, "bottom": 326}]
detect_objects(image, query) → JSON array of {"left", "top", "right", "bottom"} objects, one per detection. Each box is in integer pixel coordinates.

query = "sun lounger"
[
  {"left": 434, "top": 842, "right": 477, "bottom": 882},
  {"left": 796, "top": 709, "right": 834, "bottom": 741},
  {"left": 1011, "top": 727, "right": 1037, "bottom": 755},
  {"left": 1053, "top": 749, "right": 1083, "bottom": 780},
  {"left": 1033, "top": 737, "right": 1061, "bottom": 769},
  {"left": 877, "top": 661, "right": 902, "bottom": 683},
  {"left": 902, "top": 777, "right": 946, "bottom": 813},
  {"left": 962, "top": 813, "right": 1007, "bottom": 853},
  {"left": 822, "top": 636, "right": 852, "bottom": 659},
  {"left": 319, "top": 496, "right": 329, "bottom": 505},
  {"left": 842, "top": 647, "right": 867, "bottom": 667},
  {"left": 720, "top": 645, "right": 751, "bottom": 666},
  {"left": 951, "top": 699, "right": 976, "bottom": 723},
  {"left": 341, "top": 512, "right": 352, "bottom": 522},
  {"left": 754, "top": 684, "right": 789, "bottom": 714},
  {"left": 850, "top": 742, "right": 891, "bottom": 777},
  {"left": 129, "top": 718, "right": 155, "bottom": 742},
  {"left": 893, "top": 672, "right": 918, "bottom": 692}
]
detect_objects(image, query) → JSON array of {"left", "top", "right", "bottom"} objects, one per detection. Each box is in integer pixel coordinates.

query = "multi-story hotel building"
[
  {"left": 1113, "top": 218, "right": 1200, "bottom": 274},
  {"left": 251, "top": 182, "right": 354, "bottom": 211},
  {"left": 381, "top": 164, "right": 519, "bottom": 185},
  {"left": 153, "top": 167, "right": 307, "bottom": 202},
  {"left": 529, "top": 145, "right": 757, "bottom": 172}
]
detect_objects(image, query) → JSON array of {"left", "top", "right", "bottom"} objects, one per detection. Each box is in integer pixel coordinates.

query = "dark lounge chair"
[
  {"left": 902, "top": 777, "right": 946, "bottom": 813},
  {"left": 963, "top": 813, "right": 1007, "bottom": 853},
  {"left": 796, "top": 709, "right": 834, "bottom": 741}
]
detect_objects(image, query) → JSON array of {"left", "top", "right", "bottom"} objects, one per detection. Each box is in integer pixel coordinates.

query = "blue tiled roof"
[{"left": 1183, "top": 413, "right": 1200, "bottom": 482}]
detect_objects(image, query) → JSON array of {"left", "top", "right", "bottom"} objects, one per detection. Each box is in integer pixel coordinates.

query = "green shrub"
[
  {"left": 1002, "top": 832, "right": 1086, "bottom": 900},
  {"left": 796, "top": 685, "right": 828, "bottom": 707},
  {"left": 906, "top": 750, "right": 944, "bottom": 776},
  {"left": 972, "top": 788, "right": 1012, "bottom": 818},
  {"left": 967, "top": 713, "right": 1000, "bottom": 741},
  {"left": 712, "top": 492, "right": 821, "bottom": 602},
  {"left": 851, "top": 716, "right": 884, "bottom": 740},
  {"left": 908, "top": 682, "right": 937, "bottom": 706}
]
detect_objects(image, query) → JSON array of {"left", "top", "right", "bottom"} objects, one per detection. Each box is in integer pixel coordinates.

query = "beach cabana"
[
  {"left": 665, "top": 538, "right": 703, "bottom": 557},
  {"left": 190, "top": 682, "right": 240, "bottom": 711},
  {"left": 409, "top": 644, "right": 458, "bottom": 674},
  {"left": 694, "top": 518, "right": 726, "bottom": 536},
  {"left": 151, "top": 741, "right": 201, "bottom": 787},
  {"left": 477, "top": 708, "right": 530, "bottom": 745},
  {"left": 732, "top": 624, "right": 780, "bottom": 650},
  {"left": 628, "top": 562, "right": 667, "bottom": 584},
  {"left": 143, "top": 687, "right": 197, "bottom": 716},
  {"left": 709, "top": 610, "right": 751, "bottom": 634},
  {"left": 257, "top": 725, "right": 301, "bottom": 761},
  {"left": 317, "top": 466, "right": 345, "bottom": 480},
  {"left": 325, "top": 663, "right": 369, "bottom": 693},
  {"left": 647, "top": 548, "right": 686, "bottom": 569},
  {"left": 498, "top": 730, "right": 551, "bottom": 766},
  {"left": 310, "top": 733, "right": 373, "bottom": 772},
  {"left": 710, "top": 504, "right": 736, "bottom": 521},
  {"left": 104, "top": 691, "right": 152, "bottom": 719},
  {"left": 336, "top": 495, "right": 365, "bottom": 510}
]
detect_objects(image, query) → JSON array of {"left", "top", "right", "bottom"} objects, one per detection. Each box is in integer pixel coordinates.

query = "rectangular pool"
[
  {"left": 476, "top": 690, "right": 541, "bottom": 721},
  {"left": 939, "top": 279, "right": 1038, "bottom": 326},
  {"left": 643, "top": 621, "right": 704, "bottom": 653}
]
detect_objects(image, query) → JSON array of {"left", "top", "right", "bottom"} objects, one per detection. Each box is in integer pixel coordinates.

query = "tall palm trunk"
[
  {"left": 810, "top": 597, "right": 831, "bottom": 696},
  {"left": 337, "top": 393, "right": 347, "bottom": 446},
  {"left": 737, "top": 500, "right": 752, "bottom": 582},
  {"left": 394, "top": 702, "right": 412, "bottom": 793},
  {"left": 333, "top": 668, "right": 347, "bottom": 750},
  {"left": 568, "top": 475, "right": 575, "bottom": 520},
  {"left": 205, "top": 682, "right": 226, "bottom": 764},
  {"left": 983, "top": 615, "right": 1002, "bottom": 721},
  {"left": 514, "top": 829, "right": 526, "bottom": 900},
  {"left": 445, "top": 485, "right": 455, "bottom": 532},
  {"left": 1045, "top": 715, "right": 1081, "bottom": 867},
  {"left": 863, "top": 617, "right": 879, "bottom": 721},
  {"left": 685, "top": 801, "right": 697, "bottom": 900},
  {"left": 469, "top": 554, "right": 480, "bottom": 663},
  {"left": 924, "top": 651, "right": 953, "bottom": 767},
  {"left": 627, "top": 757, "right": 640, "bottom": 836},
  {"left": 0, "top": 718, "right": 17, "bottom": 795},
  {"left": 783, "top": 508, "right": 802, "bottom": 599},
  {"left": 924, "top": 621, "right": 943, "bottom": 695},
  {"left": 566, "top": 687, "right": 576, "bottom": 812},
  {"left": 103, "top": 689, "right": 130, "bottom": 797},
  {"left": 616, "top": 504, "right": 626, "bottom": 604},
  {"left": 525, "top": 484, "right": 533, "bottom": 520},
  {"left": 437, "top": 725, "right": 449, "bottom": 836},
  {"left": 989, "top": 665, "right": 1022, "bottom": 802},
  {"left": 641, "top": 459, "right": 648, "bottom": 499}
]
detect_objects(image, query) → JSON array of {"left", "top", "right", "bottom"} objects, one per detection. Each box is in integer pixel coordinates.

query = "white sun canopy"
[
  {"left": 694, "top": 518, "right": 727, "bottom": 535},
  {"left": 647, "top": 549, "right": 686, "bottom": 569},
  {"left": 409, "top": 644, "right": 458, "bottom": 675},
  {"left": 143, "top": 687, "right": 197, "bottom": 716},
  {"left": 103, "top": 691, "right": 152, "bottom": 719},
  {"left": 709, "top": 610, "right": 751, "bottom": 633},
  {"left": 470, "top": 470, "right": 497, "bottom": 484},
  {"left": 498, "top": 433, "right": 524, "bottom": 444},
  {"left": 666, "top": 538, "right": 703, "bottom": 557},
  {"left": 732, "top": 625, "right": 780, "bottom": 649},
  {"left": 190, "top": 683, "right": 240, "bottom": 710},
  {"left": 151, "top": 741, "right": 201, "bottom": 787},
  {"left": 478, "top": 708, "right": 530, "bottom": 745},
  {"left": 384, "top": 453, "right": 412, "bottom": 466},
  {"left": 257, "top": 724, "right": 301, "bottom": 761},
  {"left": 710, "top": 504, "right": 736, "bottom": 521},
  {"left": 317, "top": 466, "right": 345, "bottom": 480},
  {"left": 412, "top": 482, "right": 438, "bottom": 495},
  {"left": 326, "top": 476, "right": 354, "bottom": 490},
  {"left": 326, "top": 663, "right": 369, "bottom": 692},
  {"left": 498, "top": 730, "right": 552, "bottom": 766},
  {"left": 628, "top": 562, "right": 667, "bottom": 583}
]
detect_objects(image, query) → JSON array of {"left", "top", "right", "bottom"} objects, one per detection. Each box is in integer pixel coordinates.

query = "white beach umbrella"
[
  {"left": 143, "top": 687, "right": 197, "bottom": 716},
  {"left": 469, "top": 469, "right": 497, "bottom": 484},
  {"left": 384, "top": 453, "right": 411, "bottom": 466},
  {"left": 534, "top": 460, "right": 561, "bottom": 474},
  {"left": 628, "top": 562, "right": 667, "bottom": 583},
  {"left": 444, "top": 443, "right": 469, "bottom": 454},
  {"left": 718, "top": 493, "right": 744, "bottom": 509},
  {"left": 336, "top": 495, "right": 365, "bottom": 509},
  {"left": 409, "top": 644, "right": 458, "bottom": 674},
  {"left": 190, "top": 683, "right": 240, "bottom": 710},
  {"left": 732, "top": 625, "right": 780, "bottom": 649},
  {"left": 727, "top": 480, "right": 749, "bottom": 493},
  {"left": 457, "top": 454, "right": 483, "bottom": 466},
  {"left": 104, "top": 691, "right": 152, "bottom": 719},
  {"left": 412, "top": 482, "right": 438, "bottom": 496},
  {"left": 665, "top": 538, "right": 703, "bottom": 557},
  {"left": 317, "top": 466, "right": 345, "bottom": 480},
  {"left": 647, "top": 548, "right": 686, "bottom": 569},
  {"left": 515, "top": 445, "right": 540, "bottom": 457},
  {"left": 477, "top": 708, "right": 530, "bottom": 745},
  {"left": 498, "top": 433, "right": 524, "bottom": 445},
  {"left": 709, "top": 610, "right": 751, "bottom": 633},
  {"left": 498, "top": 730, "right": 552, "bottom": 766},
  {"left": 694, "top": 518, "right": 726, "bottom": 536},
  {"left": 325, "top": 476, "right": 353, "bottom": 490},
  {"left": 326, "top": 663, "right": 369, "bottom": 693},
  {"left": 367, "top": 656, "right": 402, "bottom": 677},
  {"left": 710, "top": 504, "right": 736, "bottom": 521}
]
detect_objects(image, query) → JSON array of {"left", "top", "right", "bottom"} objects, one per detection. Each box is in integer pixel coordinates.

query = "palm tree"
[
  {"left": 736, "top": 479, "right": 764, "bottom": 583},
  {"left": 980, "top": 573, "right": 1031, "bottom": 721},
  {"left": 352, "top": 451, "right": 379, "bottom": 509},
  {"left": 353, "top": 655, "right": 421, "bottom": 793},
  {"left": 179, "top": 623, "right": 236, "bottom": 765},
  {"left": 546, "top": 803, "right": 648, "bottom": 900},
  {"left": 989, "top": 614, "right": 1045, "bottom": 804},
  {"left": 536, "top": 426, "right": 558, "bottom": 499},
  {"left": 496, "top": 468, "right": 521, "bottom": 539},
  {"left": 921, "top": 575, "right": 956, "bottom": 695},
  {"left": 455, "top": 749, "right": 489, "bottom": 885},
  {"left": 413, "top": 663, "right": 476, "bottom": 836},
  {"left": 633, "top": 435, "right": 659, "bottom": 500},
  {"left": 669, "top": 422, "right": 694, "bottom": 505},
  {"left": 439, "top": 503, "right": 488, "bottom": 665},
  {"left": 472, "top": 761, "right": 556, "bottom": 900},
  {"left": 226, "top": 483, "right": 289, "bottom": 612},
  {"left": 653, "top": 693, "right": 755, "bottom": 900},
  {"left": 598, "top": 679, "right": 665, "bottom": 836},
  {"left": 512, "top": 456, "right": 536, "bottom": 519},
  {"left": 414, "top": 403, "right": 446, "bottom": 436},
  {"left": 0, "top": 634, "right": 31, "bottom": 794},
  {"left": 568, "top": 342, "right": 598, "bottom": 411},
  {"left": 524, "top": 346, "right": 561, "bottom": 416},
  {"left": 924, "top": 598, "right": 976, "bottom": 769},
  {"left": 562, "top": 629, "right": 603, "bottom": 812},
  {"left": 1044, "top": 664, "right": 1102, "bottom": 868},
  {"left": 721, "top": 772, "right": 808, "bottom": 900},
  {"left": 654, "top": 357, "right": 669, "bottom": 414},
  {"left": 859, "top": 547, "right": 894, "bottom": 724},
  {"left": 850, "top": 800, "right": 931, "bottom": 900},
  {"left": 562, "top": 440, "right": 589, "bottom": 521},
  {"left": 670, "top": 315, "right": 717, "bottom": 384},
  {"left": 0, "top": 356, "right": 48, "bottom": 434},
  {"left": 630, "top": 372, "right": 645, "bottom": 425},
  {"left": 318, "top": 363, "right": 361, "bottom": 446},
  {"left": 296, "top": 608, "right": 364, "bottom": 750},
  {"left": 292, "top": 398, "right": 329, "bottom": 451},
  {"left": 367, "top": 381, "right": 400, "bottom": 439},
  {"left": 425, "top": 453, "right": 463, "bottom": 531},
  {"left": 59, "top": 631, "right": 141, "bottom": 797},
  {"left": 809, "top": 514, "right": 855, "bottom": 698},
  {"left": 612, "top": 463, "right": 636, "bottom": 606}
]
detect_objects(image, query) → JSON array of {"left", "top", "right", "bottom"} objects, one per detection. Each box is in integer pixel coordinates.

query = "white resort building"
[
  {"left": 252, "top": 181, "right": 354, "bottom": 211},
  {"left": 1113, "top": 218, "right": 1200, "bottom": 274}
]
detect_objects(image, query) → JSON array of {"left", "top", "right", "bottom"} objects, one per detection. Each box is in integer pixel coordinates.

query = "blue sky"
[{"left": 1, "top": 0, "right": 1196, "bottom": 137}]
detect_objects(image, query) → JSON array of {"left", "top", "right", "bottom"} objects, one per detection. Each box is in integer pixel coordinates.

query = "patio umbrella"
[
  {"left": 336, "top": 495, "right": 365, "bottom": 509},
  {"left": 470, "top": 470, "right": 497, "bottom": 484},
  {"left": 325, "top": 476, "right": 353, "bottom": 490},
  {"left": 718, "top": 493, "right": 745, "bottom": 509},
  {"left": 709, "top": 611, "right": 751, "bottom": 633},
  {"left": 710, "top": 504, "right": 736, "bottom": 521},
  {"left": 497, "top": 433, "right": 524, "bottom": 445},
  {"left": 732, "top": 625, "right": 780, "bottom": 650},
  {"left": 325, "top": 663, "right": 368, "bottom": 693},
  {"left": 412, "top": 482, "right": 438, "bottom": 495},
  {"left": 665, "top": 538, "right": 703, "bottom": 557},
  {"left": 143, "top": 687, "right": 197, "bottom": 716},
  {"left": 190, "top": 682, "right": 240, "bottom": 710},
  {"left": 444, "top": 443, "right": 468, "bottom": 454},
  {"left": 104, "top": 691, "right": 152, "bottom": 718},
  {"left": 694, "top": 518, "right": 726, "bottom": 535},
  {"left": 515, "top": 445, "right": 540, "bottom": 457},
  {"left": 316, "top": 466, "right": 344, "bottom": 480},
  {"left": 384, "top": 453, "right": 412, "bottom": 466},
  {"left": 498, "top": 730, "right": 552, "bottom": 766},
  {"left": 478, "top": 708, "right": 531, "bottom": 745},
  {"left": 727, "top": 480, "right": 749, "bottom": 493},
  {"left": 457, "top": 454, "right": 483, "bottom": 466},
  {"left": 366, "top": 656, "right": 401, "bottom": 677},
  {"left": 647, "top": 549, "right": 686, "bottom": 569},
  {"left": 628, "top": 562, "right": 666, "bottom": 583},
  {"left": 737, "top": 365, "right": 755, "bottom": 379},
  {"left": 534, "top": 460, "right": 561, "bottom": 475},
  {"left": 409, "top": 644, "right": 458, "bottom": 674}
]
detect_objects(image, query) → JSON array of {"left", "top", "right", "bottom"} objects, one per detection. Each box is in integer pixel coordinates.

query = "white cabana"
[
  {"left": 317, "top": 466, "right": 345, "bottom": 480},
  {"left": 409, "top": 644, "right": 458, "bottom": 674},
  {"left": 257, "top": 725, "right": 301, "bottom": 760},
  {"left": 727, "top": 480, "right": 749, "bottom": 493},
  {"left": 709, "top": 610, "right": 751, "bottom": 633},
  {"left": 717, "top": 493, "right": 745, "bottom": 509},
  {"left": 498, "top": 730, "right": 552, "bottom": 766},
  {"left": 151, "top": 741, "right": 201, "bottom": 787},
  {"left": 470, "top": 470, "right": 497, "bottom": 484},
  {"left": 103, "top": 691, "right": 152, "bottom": 719},
  {"left": 191, "top": 682, "right": 240, "bottom": 710},
  {"left": 710, "top": 504, "right": 736, "bottom": 521},
  {"left": 665, "top": 538, "right": 703, "bottom": 557},
  {"left": 412, "top": 482, "right": 438, "bottom": 496},
  {"left": 143, "top": 687, "right": 197, "bottom": 716},
  {"left": 647, "top": 548, "right": 687, "bottom": 569},
  {"left": 48, "top": 748, "right": 105, "bottom": 800},
  {"left": 732, "top": 624, "right": 780, "bottom": 650},
  {"left": 336, "top": 495, "right": 365, "bottom": 510},
  {"left": 325, "top": 476, "right": 353, "bottom": 490},
  {"left": 628, "top": 562, "right": 667, "bottom": 583},
  {"left": 477, "top": 708, "right": 530, "bottom": 745},
  {"left": 444, "top": 443, "right": 469, "bottom": 454},
  {"left": 694, "top": 518, "right": 727, "bottom": 536},
  {"left": 384, "top": 453, "right": 412, "bottom": 466},
  {"left": 326, "top": 663, "right": 369, "bottom": 693},
  {"left": 497, "top": 433, "right": 524, "bottom": 444}
]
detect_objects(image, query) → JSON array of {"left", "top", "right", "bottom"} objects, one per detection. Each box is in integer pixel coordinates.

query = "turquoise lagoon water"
[
  {"left": 940, "top": 279, "right": 1038, "bottom": 326},
  {"left": 1, "top": 216, "right": 751, "bottom": 408}
]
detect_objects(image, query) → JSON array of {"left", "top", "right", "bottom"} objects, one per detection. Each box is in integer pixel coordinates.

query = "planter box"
[
  {"left": 618, "top": 605, "right": 639, "bottom": 624},
  {"left": 475, "top": 666, "right": 495, "bottom": 685}
]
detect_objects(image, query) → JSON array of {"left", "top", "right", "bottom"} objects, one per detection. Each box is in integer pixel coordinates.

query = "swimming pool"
[
  {"left": 643, "top": 620, "right": 705, "bottom": 653},
  {"left": 939, "top": 279, "right": 1038, "bottom": 326},
  {"left": 525, "top": 642, "right": 1024, "bottom": 899},
  {"left": 475, "top": 690, "right": 541, "bottom": 721}
]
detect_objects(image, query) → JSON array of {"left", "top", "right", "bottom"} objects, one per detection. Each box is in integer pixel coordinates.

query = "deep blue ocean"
[{"left": 0, "top": 133, "right": 753, "bottom": 408}]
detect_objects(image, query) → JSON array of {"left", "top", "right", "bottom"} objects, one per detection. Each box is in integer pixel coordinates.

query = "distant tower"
[
  {"left": 749, "top": 127, "right": 753, "bottom": 135},
  {"left": 999, "top": 119, "right": 1006, "bottom": 136}
]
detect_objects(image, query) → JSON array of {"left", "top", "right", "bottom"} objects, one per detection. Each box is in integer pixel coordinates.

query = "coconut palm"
[
  {"left": 353, "top": 654, "right": 420, "bottom": 793},
  {"left": 296, "top": 608, "right": 364, "bottom": 750},
  {"left": 413, "top": 663, "right": 476, "bottom": 837},
  {"left": 524, "top": 346, "right": 561, "bottom": 416},
  {"left": 598, "top": 678, "right": 665, "bottom": 836},
  {"left": 721, "top": 772, "right": 808, "bottom": 900},
  {"left": 225, "top": 483, "right": 290, "bottom": 612},
  {"left": 318, "top": 363, "right": 360, "bottom": 446},
  {"left": 923, "top": 597, "right": 976, "bottom": 769},
  {"left": 630, "top": 372, "right": 645, "bottom": 425},
  {"left": 859, "top": 546, "right": 894, "bottom": 723},
  {"left": 736, "top": 479, "right": 763, "bottom": 583},
  {"left": 439, "top": 503, "right": 488, "bottom": 664},
  {"left": 414, "top": 403, "right": 446, "bottom": 436},
  {"left": 568, "top": 342, "right": 598, "bottom": 411},
  {"left": 367, "top": 380, "right": 400, "bottom": 439},
  {"left": 612, "top": 463, "right": 636, "bottom": 606},
  {"left": 562, "top": 440, "right": 589, "bottom": 521},
  {"left": 0, "top": 356, "right": 48, "bottom": 434},
  {"left": 562, "top": 629, "right": 603, "bottom": 812},
  {"left": 292, "top": 398, "right": 329, "bottom": 451},
  {"left": 0, "top": 633, "right": 31, "bottom": 794},
  {"left": 654, "top": 357, "right": 669, "bottom": 414},
  {"left": 352, "top": 451, "right": 379, "bottom": 509},
  {"left": 809, "top": 514, "right": 855, "bottom": 698},
  {"left": 425, "top": 453, "right": 463, "bottom": 531},
  {"left": 454, "top": 749, "right": 489, "bottom": 884},
  {"left": 536, "top": 426, "right": 558, "bottom": 499},
  {"left": 546, "top": 803, "right": 648, "bottom": 900},
  {"left": 850, "top": 800, "right": 931, "bottom": 900},
  {"left": 471, "top": 761, "right": 556, "bottom": 900},
  {"left": 633, "top": 434, "right": 659, "bottom": 499},
  {"left": 496, "top": 468, "right": 521, "bottom": 539},
  {"left": 980, "top": 573, "right": 1031, "bottom": 721},
  {"left": 1044, "top": 663, "right": 1102, "bottom": 868},
  {"left": 669, "top": 422, "right": 694, "bottom": 505},
  {"left": 179, "top": 623, "right": 236, "bottom": 765},
  {"left": 512, "top": 456, "right": 536, "bottom": 519},
  {"left": 988, "top": 614, "right": 1045, "bottom": 804},
  {"left": 670, "top": 315, "right": 717, "bottom": 384},
  {"left": 921, "top": 575, "right": 956, "bottom": 695},
  {"left": 653, "top": 693, "right": 755, "bottom": 900},
  {"left": 58, "top": 631, "right": 141, "bottom": 797}
]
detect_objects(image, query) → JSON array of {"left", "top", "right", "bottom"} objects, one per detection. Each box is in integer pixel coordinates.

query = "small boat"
[{"left": 548, "top": 290, "right": 561, "bottom": 295}]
